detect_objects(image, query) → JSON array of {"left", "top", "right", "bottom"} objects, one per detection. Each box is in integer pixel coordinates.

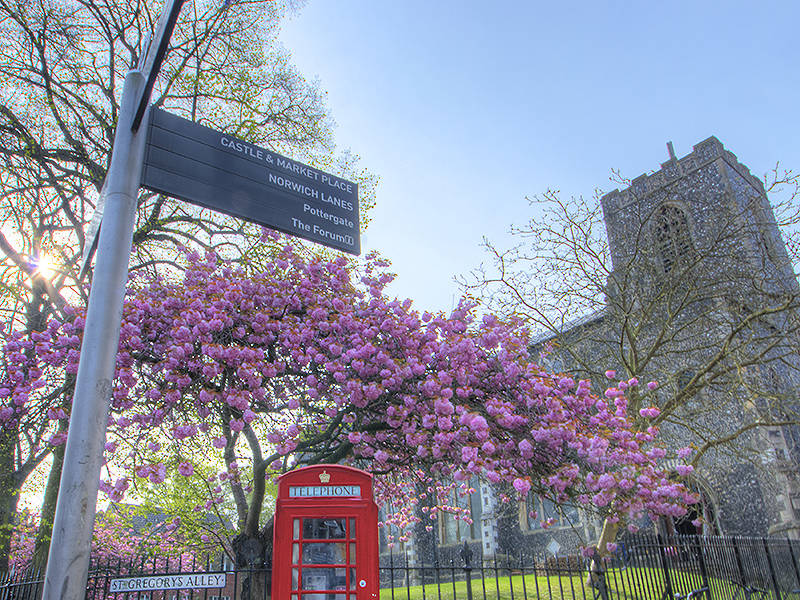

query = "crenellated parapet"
[{"left": 601, "top": 136, "right": 765, "bottom": 212}]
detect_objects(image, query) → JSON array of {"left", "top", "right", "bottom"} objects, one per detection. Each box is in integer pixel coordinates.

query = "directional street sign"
[{"left": 141, "top": 108, "right": 360, "bottom": 254}]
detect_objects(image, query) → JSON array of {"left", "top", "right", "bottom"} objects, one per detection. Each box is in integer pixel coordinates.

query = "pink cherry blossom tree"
[
  {"left": 95, "top": 235, "right": 694, "bottom": 570},
  {"left": 3, "top": 233, "right": 694, "bottom": 574}
]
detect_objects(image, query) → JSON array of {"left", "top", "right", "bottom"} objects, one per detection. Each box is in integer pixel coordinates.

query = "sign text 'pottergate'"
[{"left": 289, "top": 485, "right": 361, "bottom": 498}]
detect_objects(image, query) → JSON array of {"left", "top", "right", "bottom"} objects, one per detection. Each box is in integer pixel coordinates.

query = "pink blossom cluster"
[
  {"left": 0, "top": 316, "right": 82, "bottom": 435},
  {"left": 8, "top": 509, "right": 216, "bottom": 573},
  {"left": 6, "top": 510, "right": 38, "bottom": 572}
]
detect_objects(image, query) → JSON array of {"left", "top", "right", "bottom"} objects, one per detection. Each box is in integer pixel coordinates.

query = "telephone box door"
[{"left": 288, "top": 512, "right": 360, "bottom": 600}]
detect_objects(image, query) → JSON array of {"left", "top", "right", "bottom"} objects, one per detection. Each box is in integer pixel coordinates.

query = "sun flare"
[{"left": 35, "top": 254, "right": 55, "bottom": 279}]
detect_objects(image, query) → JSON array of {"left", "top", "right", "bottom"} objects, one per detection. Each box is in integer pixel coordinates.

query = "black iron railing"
[
  {"left": 379, "top": 534, "right": 800, "bottom": 600},
  {"left": 2, "top": 534, "right": 800, "bottom": 600}
]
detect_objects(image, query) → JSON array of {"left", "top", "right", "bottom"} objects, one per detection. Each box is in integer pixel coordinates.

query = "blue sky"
[{"left": 279, "top": 1, "right": 799, "bottom": 314}]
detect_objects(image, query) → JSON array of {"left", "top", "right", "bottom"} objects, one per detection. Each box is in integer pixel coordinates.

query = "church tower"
[
  {"left": 600, "top": 137, "right": 800, "bottom": 537},
  {"left": 601, "top": 137, "right": 796, "bottom": 300}
]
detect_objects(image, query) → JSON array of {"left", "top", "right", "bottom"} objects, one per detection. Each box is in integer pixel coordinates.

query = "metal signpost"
[
  {"left": 43, "top": 1, "right": 359, "bottom": 597},
  {"left": 132, "top": 0, "right": 186, "bottom": 132},
  {"left": 78, "top": 0, "right": 185, "bottom": 280},
  {"left": 42, "top": 66, "right": 152, "bottom": 600}
]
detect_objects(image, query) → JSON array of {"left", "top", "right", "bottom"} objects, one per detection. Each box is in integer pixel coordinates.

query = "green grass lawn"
[
  {"left": 378, "top": 566, "right": 718, "bottom": 600},
  {"left": 380, "top": 570, "right": 617, "bottom": 600}
]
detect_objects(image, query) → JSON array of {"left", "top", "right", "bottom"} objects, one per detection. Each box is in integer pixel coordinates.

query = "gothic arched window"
[{"left": 653, "top": 204, "right": 694, "bottom": 273}]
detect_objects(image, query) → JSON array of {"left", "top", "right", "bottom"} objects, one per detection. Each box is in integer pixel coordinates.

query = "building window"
[
  {"left": 438, "top": 485, "right": 482, "bottom": 545},
  {"left": 791, "top": 494, "right": 800, "bottom": 519},
  {"left": 677, "top": 369, "right": 696, "bottom": 390},
  {"left": 522, "top": 496, "right": 580, "bottom": 530},
  {"left": 760, "top": 231, "right": 775, "bottom": 262},
  {"left": 768, "top": 428, "right": 783, "bottom": 441},
  {"left": 378, "top": 506, "right": 407, "bottom": 553},
  {"left": 653, "top": 204, "right": 694, "bottom": 273},
  {"left": 540, "top": 352, "right": 566, "bottom": 374}
]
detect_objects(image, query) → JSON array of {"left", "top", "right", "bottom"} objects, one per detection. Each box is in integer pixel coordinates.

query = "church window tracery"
[{"left": 653, "top": 204, "right": 694, "bottom": 273}]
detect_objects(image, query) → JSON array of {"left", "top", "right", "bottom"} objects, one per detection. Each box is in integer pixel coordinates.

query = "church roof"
[{"left": 529, "top": 308, "right": 607, "bottom": 347}]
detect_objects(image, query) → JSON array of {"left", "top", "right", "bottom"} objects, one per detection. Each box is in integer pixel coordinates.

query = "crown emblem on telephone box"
[{"left": 319, "top": 470, "right": 330, "bottom": 483}]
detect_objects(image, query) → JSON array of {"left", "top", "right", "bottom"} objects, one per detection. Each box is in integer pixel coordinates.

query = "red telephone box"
[{"left": 272, "top": 465, "right": 379, "bottom": 600}]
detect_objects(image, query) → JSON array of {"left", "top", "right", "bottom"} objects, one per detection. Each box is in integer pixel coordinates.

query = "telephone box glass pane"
[
  {"left": 349, "top": 568, "right": 356, "bottom": 590},
  {"left": 303, "top": 518, "right": 346, "bottom": 540},
  {"left": 292, "top": 568, "right": 299, "bottom": 590},
  {"left": 292, "top": 543, "right": 300, "bottom": 564},
  {"left": 349, "top": 543, "right": 356, "bottom": 561},
  {"left": 293, "top": 518, "right": 300, "bottom": 539},
  {"left": 349, "top": 518, "right": 356, "bottom": 538},
  {"left": 303, "top": 595, "right": 347, "bottom": 600},
  {"left": 302, "top": 542, "right": 347, "bottom": 564},
  {"left": 300, "top": 567, "right": 347, "bottom": 590}
]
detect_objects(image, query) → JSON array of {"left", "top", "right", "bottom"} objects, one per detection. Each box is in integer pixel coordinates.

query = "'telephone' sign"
[
  {"left": 141, "top": 109, "right": 359, "bottom": 254},
  {"left": 289, "top": 485, "right": 361, "bottom": 498}
]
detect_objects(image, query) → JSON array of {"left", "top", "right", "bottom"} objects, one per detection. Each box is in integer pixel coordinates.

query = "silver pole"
[{"left": 43, "top": 69, "right": 149, "bottom": 599}]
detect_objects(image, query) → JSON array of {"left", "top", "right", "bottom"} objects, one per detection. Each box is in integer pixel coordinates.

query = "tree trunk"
[
  {"left": 586, "top": 518, "right": 621, "bottom": 600},
  {"left": 31, "top": 441, "right": 65, "bottom": 570},
  {"left": 595, "top": 518, "right": 621, "bottom": 559},
  {"left": 0, "top": 435, "right": 21, "bottom": 572},
  {"left": 232, "top": 518, "right": 273, "bottom": 600}
]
